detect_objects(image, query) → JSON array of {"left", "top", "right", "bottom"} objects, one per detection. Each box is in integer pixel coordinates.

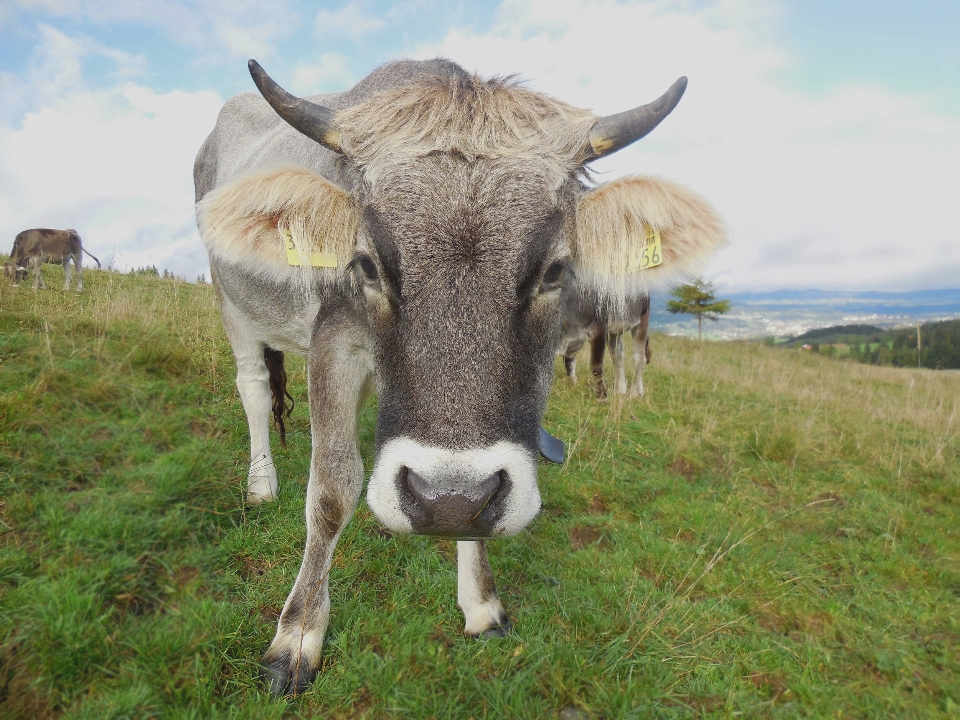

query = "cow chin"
[{"left": 366, "top": 438, "right": 541, "bottom": 538}]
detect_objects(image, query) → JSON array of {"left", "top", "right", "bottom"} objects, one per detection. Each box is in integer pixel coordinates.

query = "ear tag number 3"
[
  {"left": 627, "top": 226, "right": 663, "bottom": 272},
  {"left": 281, "top": 228, "right": 338, "bottom": 268}
]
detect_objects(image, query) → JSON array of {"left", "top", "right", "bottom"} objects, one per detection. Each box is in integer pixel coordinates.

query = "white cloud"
[
  {"left": 412, "top": 0, "right": 960, "bottom": 291},
  {"left": 0, "top": 25, "right": 222, "bottom": 279},
  {"left": 289, "top": 52, "right": 356, "bottom": 95},
  {"left": 315, "top": 3, "right": 387, "bottom": 41},
  {"left": 5, "top": 0, "right": 959, "bottom": 292},
  {"left": 10, "top": 0, "right": 296, "bottom": 64}
]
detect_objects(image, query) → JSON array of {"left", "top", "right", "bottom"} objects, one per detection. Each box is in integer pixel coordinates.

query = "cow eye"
[
  {"left": 355, "top": 255, "right": 379, "bottom": 282},
  {"left": 541, "top": 261, "right": 566, "bottom": 288}
]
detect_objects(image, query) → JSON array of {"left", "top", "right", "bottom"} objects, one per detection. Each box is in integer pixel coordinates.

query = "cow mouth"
[{"left": 393, "top": 467, "right": 513, "bottom": 538}]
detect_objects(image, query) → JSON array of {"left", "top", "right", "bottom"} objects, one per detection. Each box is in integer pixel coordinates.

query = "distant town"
[{"left": 653, "top": 289, "right": 960, "bottom": 340}]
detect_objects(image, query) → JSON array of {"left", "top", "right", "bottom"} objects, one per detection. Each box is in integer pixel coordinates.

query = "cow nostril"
[
  {"left": 402, "top": 468, "right": 503, "bottom": 530},
  {"left": 470, "top": 470, "right": 503, "bottom": 519},
  {"left": 403, "top": 468, "right": 430, "bottom": 506}
]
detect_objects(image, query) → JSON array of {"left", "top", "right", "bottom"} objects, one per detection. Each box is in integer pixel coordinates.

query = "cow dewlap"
[
  {"left": 574, "top": 175, "right": 727, "bottom": 306},
  {"left": 197, "top": 166, "right": 357, "bottom": 282}
]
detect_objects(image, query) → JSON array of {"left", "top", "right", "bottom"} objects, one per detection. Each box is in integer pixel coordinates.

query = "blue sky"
[
  {"left": 779, "top": 0, "right": 960, "bottom": 115},
  {"left": 1, "top": 0, "right": 958, "bottom": 290}
]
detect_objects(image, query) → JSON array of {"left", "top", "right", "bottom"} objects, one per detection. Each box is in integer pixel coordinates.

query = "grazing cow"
[
  {"left": 559, "top": 290, "right": 652, "bottom": 397},
  {"left": 3, "top": 228, "right": 100, "bottom": 291},
  {"left": 195, "top": 58, "right": 725, "bottom": 695}
]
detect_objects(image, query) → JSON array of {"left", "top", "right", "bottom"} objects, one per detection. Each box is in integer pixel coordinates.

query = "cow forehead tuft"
[
  {"left": 363, "top": 157, "right": 569, "bottom": 279},
  {"left": 336, "top": 73, "right": 598, "bottom": 171}
]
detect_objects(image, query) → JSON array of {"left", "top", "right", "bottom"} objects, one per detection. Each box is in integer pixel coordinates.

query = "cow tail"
[
  {"left": 645, "top": 336, "right": 652, "bottom": 365},
  {"left": 82, "top": 248, "right": 102, "bottom": 268},
  {"left": 264, "top": 347, "right": 294, "bottom": 448}
]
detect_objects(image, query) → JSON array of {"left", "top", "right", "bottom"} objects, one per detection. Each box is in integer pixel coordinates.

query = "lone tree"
[{"left": 667, "top": 279, "right": 731, "bottom": 343}]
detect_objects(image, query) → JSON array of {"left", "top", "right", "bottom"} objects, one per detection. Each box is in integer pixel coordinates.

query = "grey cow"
[
  {"left": 559, "top": 290, "right": 652, "bottom": 398},
  {"left": 194, "top": 58, "right": 725, "bottom": 695},
  {"left": 3, "top": 228, "right": 100, "bottom": 290}
]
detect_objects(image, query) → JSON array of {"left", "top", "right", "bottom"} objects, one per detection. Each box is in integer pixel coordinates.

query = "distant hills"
[
  {"left": 790, "top": 324, "right": 884, "bottom": 344},
  {"left": 651, "top": 288, "right": 960, "bottom": 340},
  {"left": 768, "top": 319, "right": 960, "bottom": 370}
]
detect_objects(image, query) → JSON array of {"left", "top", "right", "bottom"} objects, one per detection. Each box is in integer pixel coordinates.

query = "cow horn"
[
  {"left": 248, "top": 59, "right": 343, "bottom": 154},
  {"left": 588, "top": 77, "right": 688, "bottom": 159}
]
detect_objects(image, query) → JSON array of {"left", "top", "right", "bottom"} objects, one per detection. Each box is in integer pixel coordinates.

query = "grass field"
[{"left": 1, "top": 264, "right": 958, "bottom": 719}]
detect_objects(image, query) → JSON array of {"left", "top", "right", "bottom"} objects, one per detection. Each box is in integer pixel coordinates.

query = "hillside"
[
  {"left": 1, "top": 264, "right": 958, "bottom": 718},
  {"left": 771, "top": 319, "right": 960, "bottom": 370},
  {"left": 789, "top": 324, "right": 884, "bottom": 344}
]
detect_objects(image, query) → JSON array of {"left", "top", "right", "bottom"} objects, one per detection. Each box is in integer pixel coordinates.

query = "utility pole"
[{"left": 917, "top": 323, "right": 922, "bottom": 368}]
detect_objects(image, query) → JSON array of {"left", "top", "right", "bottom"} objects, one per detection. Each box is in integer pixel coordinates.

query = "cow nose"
[{"left": 402, "top": 468, "right": 502, "bottom": 535}]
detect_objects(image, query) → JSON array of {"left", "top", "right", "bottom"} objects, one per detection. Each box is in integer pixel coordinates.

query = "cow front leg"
[
  {"left": 589, "top": 331, "right": 607, "bottom": 398},
  {"left": 562, "top": 338, "right": 584, "bottom": 383},
  {"left": 631, "top": 336, "right": 649, "bottom": 397},
  {"left": 261, "top": 473, "right": 364, "bottom": 695},
  {"left": 630, "top": 316, "right": 651, "bottom": 397},
  {"left": 609, "top": 331, "right": 627, "bottom": 394},
  {"left": 31, "top": 258, "right": 44, "bottom": 289},
  {"left": 261, "top": 318, "right": 373, "bottom": 696},
  {"left": 457, "top": 541, "right": 511, "bottom": 637}
]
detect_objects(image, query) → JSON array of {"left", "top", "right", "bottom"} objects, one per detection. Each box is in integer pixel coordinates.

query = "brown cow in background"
[{"left": 3, "top": 228, "right": 100, "bottom": 291}]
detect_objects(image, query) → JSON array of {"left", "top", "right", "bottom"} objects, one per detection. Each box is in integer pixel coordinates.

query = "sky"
[{"left": 0, "top": 0, "right": 958, "bottom": 291}]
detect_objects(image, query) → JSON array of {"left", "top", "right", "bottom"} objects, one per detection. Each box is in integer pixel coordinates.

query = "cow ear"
[
  {"left": 197, "top": 166, "right": 358, "bottom": 282},
  {"left": 574, "top": 175, "right": 726, "bottom": 307}
]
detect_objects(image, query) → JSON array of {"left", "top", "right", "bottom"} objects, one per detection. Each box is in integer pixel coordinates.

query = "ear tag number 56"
[{"left": 627, "top": 226, "right": 663, "bottom": 272}]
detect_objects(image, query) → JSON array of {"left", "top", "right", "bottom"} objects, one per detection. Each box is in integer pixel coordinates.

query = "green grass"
[{"left": 1, "top": 263, "right": 958, "bottom": 718}]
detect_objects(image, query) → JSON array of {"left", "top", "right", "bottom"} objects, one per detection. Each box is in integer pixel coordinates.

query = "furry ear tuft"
[
  {"left": 574, "top": 175, "right": 726, "bottom": 308},
  {"left": 197, "top": 166, "right": 358, "bottom": 286}
]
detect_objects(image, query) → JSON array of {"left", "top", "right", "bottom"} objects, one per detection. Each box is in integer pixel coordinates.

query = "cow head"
[
  {"left": 199, "top": 61, "right": 725, "bottom": 539},
  {"left": 2, "top": 262, "right": 27, "bottom": 285}
]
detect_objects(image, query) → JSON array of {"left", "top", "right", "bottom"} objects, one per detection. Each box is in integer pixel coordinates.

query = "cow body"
[
  {"left": 560, "top": 290, "right": 652, "bottom": 397},
  {"left": 3, "top": 228, "right": 100, "bottom": 290},
  {"left": 195, "top": 58, "right": 725, "bottom": 695}
]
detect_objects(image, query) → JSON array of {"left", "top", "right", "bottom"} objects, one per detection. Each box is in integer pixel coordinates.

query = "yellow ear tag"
[
  {"left": 627, "top": 226, "right": 663, "bottom": 273},
  {"left": 281, "top": 228, "right": 338, "bottom": 268}
]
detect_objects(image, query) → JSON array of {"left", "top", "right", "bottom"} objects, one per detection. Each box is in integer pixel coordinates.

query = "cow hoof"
[
  {"left": 469, "top": 612, "right": 511, "bottom": 638},
  {"left": 260, "top": 656, "right": 317, "bottom": 697},
  {"left": 246, "top": 490, "right": 278, "bottom": 504},
  {"left": 481, "top": 620, "right": 512, "bottom": 638},
  {"left": 246, "top": 475, "right": 278, "bottom": 504}
]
